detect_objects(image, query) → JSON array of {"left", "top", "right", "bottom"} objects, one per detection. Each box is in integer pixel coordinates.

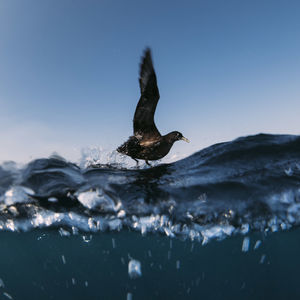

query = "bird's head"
[{"left": 168, "top": 131, "right": 190, "bottom": 143}]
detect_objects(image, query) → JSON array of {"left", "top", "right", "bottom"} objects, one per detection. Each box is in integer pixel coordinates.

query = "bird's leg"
[
  {"left": 145, "top": 160, "right": 151, "bottom": 166},
  {"left": 133, "top": 158, "right": 139, "bottom": 167}
]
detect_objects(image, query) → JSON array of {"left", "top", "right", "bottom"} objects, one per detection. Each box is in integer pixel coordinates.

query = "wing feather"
[{"left": 133, "top": 48, "right": 161, "bottom": 140}]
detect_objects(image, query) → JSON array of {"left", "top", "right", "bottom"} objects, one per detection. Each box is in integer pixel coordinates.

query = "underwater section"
[{"left": 1, "top": 228, "right": 300, "bottom": 299}]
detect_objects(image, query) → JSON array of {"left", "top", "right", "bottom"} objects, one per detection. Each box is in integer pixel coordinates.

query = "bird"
[{"left": 117, "top": 48, "right": 189, "bottom": 166}]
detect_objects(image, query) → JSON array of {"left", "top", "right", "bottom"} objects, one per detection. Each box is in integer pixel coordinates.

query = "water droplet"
[
  {"left": 82, "top": 235, "right": 93, "bottom": 243},
  {"left": 259, "top": 254, "right": 266, "bottom": 264},
  {"left": 3, "top": 292, "right": 13, "bottom": 299},
  {"left": 254, "top": 240, "right": 262, "bottom": 250},
  {"left": 112, "top": 238, "right": 116, "bottom": 249},
  {"left": 284, "top": 167, "right": 293, "bottom": 176},
  {"left": 128, "top": 259, "right": 142, "bottom": 279},
  {"left": 58, "top": 228, "right": 71, "bottom": 237},
  {"left": 0, "top": 278, "right": 5, "bottom": 288},
  {"left": 242, "top": 237, "right": 250, "bottom": 252},
  {"left": 61, "top": 255, "right": 66, "bottom": 264}
]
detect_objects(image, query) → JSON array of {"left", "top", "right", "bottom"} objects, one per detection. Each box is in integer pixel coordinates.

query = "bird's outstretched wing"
[{"left": 133, "top": 48, "right": 161, "bottom": 140}]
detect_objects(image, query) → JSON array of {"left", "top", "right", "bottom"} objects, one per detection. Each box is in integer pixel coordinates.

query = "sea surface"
[{"left": 1, "top": 133, "right": 300, "bottom": 299}]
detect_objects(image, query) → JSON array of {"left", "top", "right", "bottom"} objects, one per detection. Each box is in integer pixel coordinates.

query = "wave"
[{"left": 0, "top": 133, "right": 300, "bottom": 244}]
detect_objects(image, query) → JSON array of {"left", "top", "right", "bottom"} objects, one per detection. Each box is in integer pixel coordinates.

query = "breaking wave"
[{"left": 1, "top": 134, "right": 300, "bottom": 244}]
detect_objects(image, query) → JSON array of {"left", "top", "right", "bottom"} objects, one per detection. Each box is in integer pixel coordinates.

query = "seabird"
[{"left": 117, "top": 48, "right": 189, "bottom": 166}]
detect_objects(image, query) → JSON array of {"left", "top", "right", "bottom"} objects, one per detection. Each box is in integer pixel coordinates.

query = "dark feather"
[{"left": 133, "top": 48, "right": 161, "bottom": 140}]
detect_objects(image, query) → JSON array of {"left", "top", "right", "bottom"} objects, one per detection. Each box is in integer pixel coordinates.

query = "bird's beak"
[{"left": 181, "top": 136, "right": 190, "bottom": 143}]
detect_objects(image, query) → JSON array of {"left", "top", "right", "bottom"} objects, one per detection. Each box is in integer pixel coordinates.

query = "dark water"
[
  {"left": 1, "top": 229, "right": 300, "bottom": 299},
  {"left": 1, "top": 133, "right": 300, "bottom": 299}
]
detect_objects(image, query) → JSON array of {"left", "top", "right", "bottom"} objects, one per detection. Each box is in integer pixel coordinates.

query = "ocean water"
[{"left": 1, "top": 133, "right": 300, "bottom": 299}]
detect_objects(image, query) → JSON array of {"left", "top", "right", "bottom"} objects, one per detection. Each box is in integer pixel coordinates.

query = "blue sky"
[{"left": 0, "top": 0, "right": 299, "bottom": 163}]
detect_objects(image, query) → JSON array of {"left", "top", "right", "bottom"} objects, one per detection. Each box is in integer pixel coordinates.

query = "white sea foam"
[{"left": 79, "top": 146, "right": 187, "bottom": 169}]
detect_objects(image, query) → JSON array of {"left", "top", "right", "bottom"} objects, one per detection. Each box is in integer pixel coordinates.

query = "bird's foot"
[
  {"left": 133, "top": 158, "right": 139, "bottom": 167},
  {"left": 145, "top": 160, "right": 152, "bottom": 167}
]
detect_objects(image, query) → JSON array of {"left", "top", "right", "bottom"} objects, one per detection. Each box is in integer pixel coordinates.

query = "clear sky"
[{"left": 0, "top": 0, "right": 299, "bottom": 163}]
